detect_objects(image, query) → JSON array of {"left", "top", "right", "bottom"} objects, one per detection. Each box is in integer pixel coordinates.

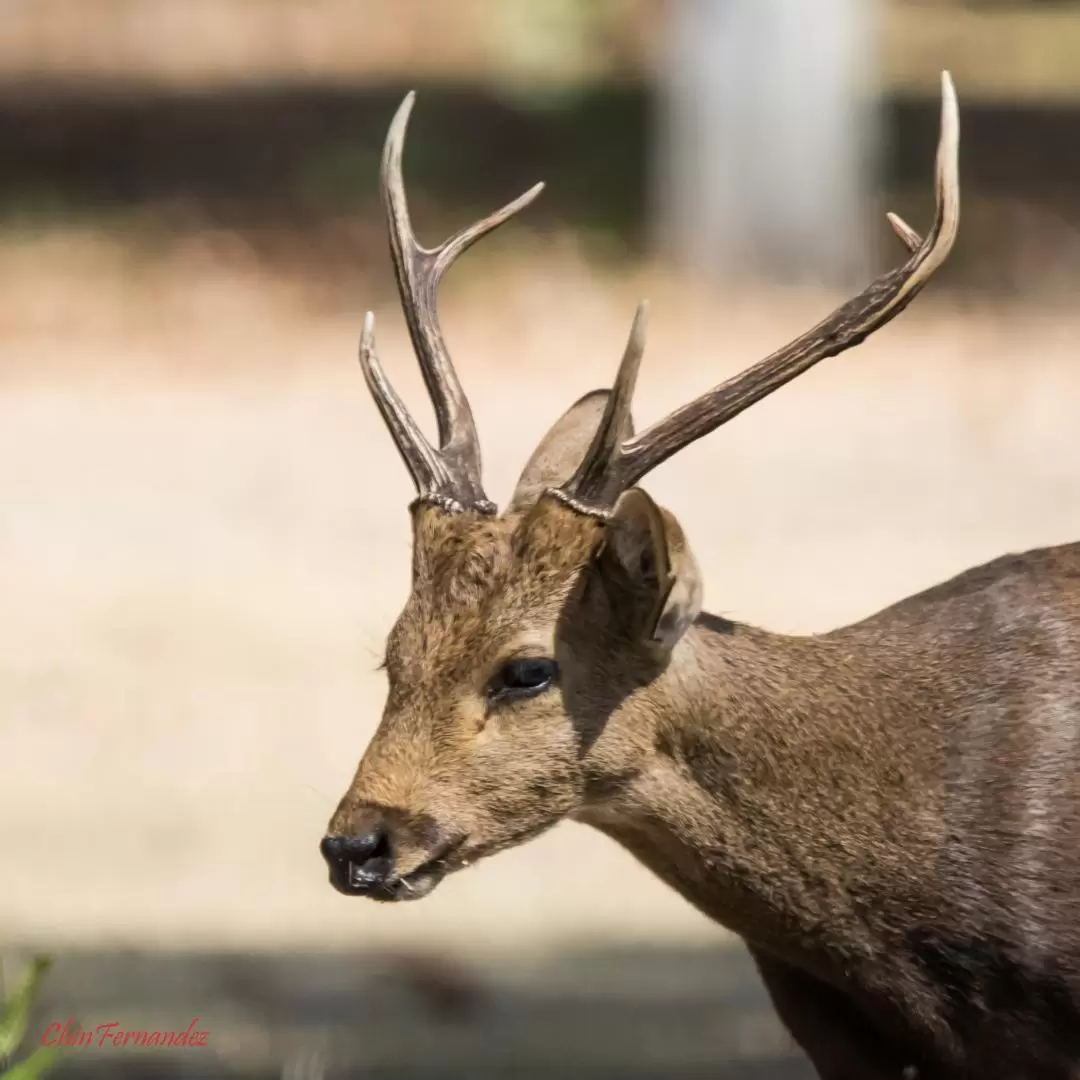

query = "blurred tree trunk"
[{"left": 653, "top": 0, "right": 881, "bottom": 286}]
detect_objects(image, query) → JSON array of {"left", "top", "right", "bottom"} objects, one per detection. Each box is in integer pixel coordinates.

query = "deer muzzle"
[{"left": 320, "top": 805, "right": 465, "bottom": 903}]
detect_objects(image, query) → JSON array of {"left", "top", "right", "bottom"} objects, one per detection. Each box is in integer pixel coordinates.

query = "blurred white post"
[{"left": 654, "top": 0, "right": 880, "bottom": 285}]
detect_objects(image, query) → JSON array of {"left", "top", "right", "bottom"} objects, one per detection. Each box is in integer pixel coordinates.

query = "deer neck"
[{"left": 579, "top": 612, "right": 940, "bottom": 975}]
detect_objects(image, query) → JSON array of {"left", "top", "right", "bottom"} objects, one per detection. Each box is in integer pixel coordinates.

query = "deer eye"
[{"left": 487, "top": 658, "right": 558, "bottom": 703}]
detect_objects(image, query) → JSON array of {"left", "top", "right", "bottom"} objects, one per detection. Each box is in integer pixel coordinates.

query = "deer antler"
[
  {"left": 360, "top": 92, "right": 544, "bottom": 514},
  {"left": 561, "top": 71, "right": 961, "bottom": 512}
]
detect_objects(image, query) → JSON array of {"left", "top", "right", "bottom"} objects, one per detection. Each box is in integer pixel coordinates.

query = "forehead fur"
[{"left": 390, "top": 498, "right": 602, "bottom": 673}]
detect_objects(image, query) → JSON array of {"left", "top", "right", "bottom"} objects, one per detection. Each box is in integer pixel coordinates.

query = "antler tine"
[
  {"left": 563, "top": 71, "right": 961, "bottom": 510},
  {"left": 886, "top": 212, "right": 923, "bottom": 254},
  {"left": 359, "top": 312, "right": 457, "bottom": 502},
  {"left": 562, "top": 302, "right": 649, "bottom": 509},
  {"left": 380, "top": 91, "right": 544, "bottom": 511}
]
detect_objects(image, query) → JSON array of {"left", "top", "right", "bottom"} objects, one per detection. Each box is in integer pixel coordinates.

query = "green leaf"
[
  {"left": 0, "top": 956, "right": 52, "bottom": 1060},
  {"left": 1, "top": 1044, "right": 64, "bottom": 1080}
]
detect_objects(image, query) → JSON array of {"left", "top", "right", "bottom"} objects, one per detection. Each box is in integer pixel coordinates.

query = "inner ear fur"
[
  {"left": 600, "top": 488, "right": 703, "bottom": 651},
  {"left": 510, "top": 390, "right": 633, "bottom": 511}
]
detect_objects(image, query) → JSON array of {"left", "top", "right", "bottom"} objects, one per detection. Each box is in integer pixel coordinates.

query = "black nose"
[{"left": 320, "top": 829, "right": 395, "bottom": 895}]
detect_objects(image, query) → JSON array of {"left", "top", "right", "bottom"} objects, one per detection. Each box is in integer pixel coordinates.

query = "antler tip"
[
  {"left": 886, "top": 211, "right": 922, "bottom": 253},
  {"left": 357, "top": 311, "right": 382, "bottom": 385},
  {"left": 503, "top": 181, "right": 546, "bottom": 218},
  {"left": 935, "top": 71, "right": 961, "bottom": 240},
  {"left": 939, "top": 71, "right": 960, "bottom": 144},
  {"left": 387, "top": 91, "right": 417, "bottom": 149},
  {"left": 632, "top": 298, "right": 649, "bottom": 336}
]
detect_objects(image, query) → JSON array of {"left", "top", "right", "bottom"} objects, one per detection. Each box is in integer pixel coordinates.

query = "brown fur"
[{"left": 324, "top": 390, "right": 1080, "bottom": 1079}]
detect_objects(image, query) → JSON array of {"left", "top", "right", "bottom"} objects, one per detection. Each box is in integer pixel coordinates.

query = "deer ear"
[
  {"left": 509, "top": 390, "right": 634, "bottom": 511},
  {"left": 600, "top": 488, "right": 703, "bottom": 651}
]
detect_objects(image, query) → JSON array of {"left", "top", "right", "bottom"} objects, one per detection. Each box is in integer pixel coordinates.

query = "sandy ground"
[{"left": 3, "top": 229, "right": 1080, "bottom": 962}]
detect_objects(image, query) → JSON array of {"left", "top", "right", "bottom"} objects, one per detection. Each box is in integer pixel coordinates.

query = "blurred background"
[{"left": 3, "top": 1, "right": 1080, "bottom": 1077}]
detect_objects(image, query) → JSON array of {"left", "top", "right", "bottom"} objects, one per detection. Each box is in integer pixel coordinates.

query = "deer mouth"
[{"left": 358, "top": 838, "right": 465, "bottom": 903}]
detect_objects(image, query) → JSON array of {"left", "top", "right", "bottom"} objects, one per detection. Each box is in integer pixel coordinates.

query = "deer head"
[{"left": 320, "top": 75, "right": 960, "bottom": 901}]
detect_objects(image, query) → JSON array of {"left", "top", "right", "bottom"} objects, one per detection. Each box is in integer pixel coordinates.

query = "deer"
[{"left": 318, "top": 72, "right": 1080, "bottom": 1079}]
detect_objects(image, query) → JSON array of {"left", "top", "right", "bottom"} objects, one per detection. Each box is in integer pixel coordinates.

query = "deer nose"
[{"left": 320, "top": 829, "right": 395, "bottom": 895}]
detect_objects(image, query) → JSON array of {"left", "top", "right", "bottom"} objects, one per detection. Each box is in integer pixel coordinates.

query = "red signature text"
[{"left": 42, "top": 1018, "right": 209, "bottom": 1049}]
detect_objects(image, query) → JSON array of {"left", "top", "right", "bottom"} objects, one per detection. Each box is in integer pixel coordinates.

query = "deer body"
[
  {"left": 318, "top": 75, "right": 1080, "bottom": 1077},
  {"left": 576, "top": 542, "right": 1080, "bottom": 1077}
]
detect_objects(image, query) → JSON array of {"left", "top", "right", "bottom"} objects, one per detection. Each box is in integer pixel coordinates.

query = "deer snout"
[
  {"left": 320, "top": 827, "right": 395, "bottom": 896},
  {"left": 322, "top": 795, "right": 459, "bottom": 902}
]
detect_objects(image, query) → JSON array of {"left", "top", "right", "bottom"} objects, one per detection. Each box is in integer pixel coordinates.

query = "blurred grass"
[{"left": 0, "top": 957, "right": 60, "bottom": 1080}]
